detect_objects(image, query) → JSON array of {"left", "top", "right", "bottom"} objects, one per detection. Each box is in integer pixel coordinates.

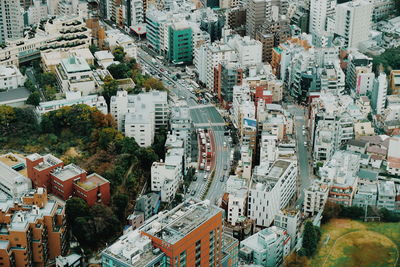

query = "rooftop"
[
  {"left": 76, "top": 173, "right": 109, "bottom": 191},
  {"left": 140, "top": 199, "right": 221, "bottom": 245},
  {"left": 0, "top": 87, "right": 30, "bottom": 103},
  {"left": 52, "top": 164, "right": 85, "bottom": 182},
  {"left": 61, "top": 56, "right": 91, "bottom": 73},
  {"left": 252, "top": 160, "right": 293, "bottom": 191}
]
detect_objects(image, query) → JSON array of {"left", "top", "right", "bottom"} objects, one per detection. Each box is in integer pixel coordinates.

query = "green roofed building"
[{"left": 168, "top": 22, "right": 193, "bottom": 65}]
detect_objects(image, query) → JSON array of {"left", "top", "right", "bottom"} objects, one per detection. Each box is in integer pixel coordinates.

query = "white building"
[
  {"left": 387, "top": 138, "right": 400, "bottom": 176},
  {"left": 0, "top": 0, "right": 24, "bottom": 43},
  {"left": 309, "top": 0, "right": 336, "bottom": 36},
  {"left": 110, "top": 90, "right": 169, "bottom": 142},
  {"left": 227, "top": 188, "right": 247, "bottom": 226},
  {"left": 303, "top": 180, "right": 329, "bottom": 216},
  {"left": 27, "top": 0, "right": 49, "bottom": 26},
  {"left": 335, "top": 0, "right": 373, "bottom": 49},
  {"left": 371, "top": 72, "right": 388, "bottom": 115},
  {"left": 0, "top": 15, "right": 92, "bottom": 66},
  {"left": 0, "top": 65, "right": 26, "bottom": 90},
  {"left": 105, "top": 29, "right": 137, "bottom": 59},
  {"left": 125, "top": 109, "right": 155, "bottom": 147},
  {"left": 55, "top": 56, "right": 97, "bottom": 96},
  {"left": 248, "top": 160, "right": 297, "bottom": 227},
  {"left": 127, "top": 0, "right": 144, "bottom": 27},
  {"left": 228, "top": 35, "right": 262, "bottom": 67},
  {"left": 377, "top": 180, "right": 396, "bottom": 210},
  {"left": 260, "top": 132, "right": 278, "bottom": 167},
  {"left": 170, "top": 104, "right": 192, "bottom": 167},
  {"left": 36, "top": 91, "right": 107, "bottom": 116},
  {"left": 94, "top": 50, "right": 118, "bottom": 69},
  {"left": 151, "top": 149, "right": 183, "bottom": 202},
  {"left": 274, "top": 209, "right": 300, "bottom": 249},
  {"left": 239, "top": 226, "right": 291, "bottom": 267},
  {"left": 0, "top": 160, "right": 32, "bottom": 198}
]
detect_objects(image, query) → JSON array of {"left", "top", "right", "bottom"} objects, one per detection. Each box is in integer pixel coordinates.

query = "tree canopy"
[{"left": 301, "top": 221, "right": 320, "bottom": 257}]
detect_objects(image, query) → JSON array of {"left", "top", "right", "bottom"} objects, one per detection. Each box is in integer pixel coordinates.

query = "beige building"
[{"left": 41, "top": 48, "right": 94, "bottom": 73}]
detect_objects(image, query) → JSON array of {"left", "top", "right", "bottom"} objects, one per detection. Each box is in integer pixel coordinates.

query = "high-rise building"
[
  {"left": 0, "top": 0, "right": 25, "bottom": 43},
  {"left": 102, "top": 199, "right": 238, "bottom": 267},
  {"left": 309, "top": 0, "right": 335, "bottom": 36},
  {"left": 0, "top": 188, "right": 68, "bottom": 267},
  {"left": 335, "top": 0, "right": 373, "bottom": 49}
]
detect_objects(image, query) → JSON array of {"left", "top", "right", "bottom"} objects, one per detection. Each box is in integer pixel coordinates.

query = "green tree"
[
  {"left": 152, "top": 127, "right": 167, "bottom": 160},
  {"left": 0, "top": 106, "right": 16, "bottom": 135},
  {"left": 302, "top": 221, "right": 318, "bottom": 257},
  {"left": 43, "top": 85, "right": 57, "bottom": 100},
  {"left": 102, "top": 76, "right": 119, "bottom": 104},
  {"left": 107, "top": 63, "right": 130, "bottom": 79},
  {"left": 26, "top": 91, "right": 41, "bottom": 106},
  {"left": 112, "top": 193, "right": 129, "bottom": 220},
  {"left": 89, "top": 44, "right": 100, "bottom": 54},
  {"left": 143, "top": 77, "right": 166, "bottom": 91},
  {"left": 98, "top": 127, "right": 124, "bottom": 150},
  {"left": 39, "top": 72, "right": 57, "bottom": 87},
  {"left": 89, "top": 204, "right": 121, "bottom": 240},
  {"left": 113, "top": 46, "right": 126, "bottom": 62},
  {"left": 65, "top": 197, "right": 90, "bottom": 225},
  {"left": 322, "top": 201, "right": 341, "bottom": 224},
  {"left": 72, "top": 216, "right": 95, "bottom": 244},
  {"left": 24, "top": 79, "right": 36, "bottom": 92}
]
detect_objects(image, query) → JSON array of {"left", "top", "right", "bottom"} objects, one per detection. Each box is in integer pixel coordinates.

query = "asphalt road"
[
  {"left": 287, "top": 104, "right": 312, "bottom": 207},
  {"left": 137, "top": 47, "right": 230, "bottom": 203}
]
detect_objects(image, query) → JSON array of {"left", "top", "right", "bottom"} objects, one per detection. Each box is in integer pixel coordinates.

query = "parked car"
[{"left": 223, "top": 164, "right": 228, "bottom": 170}]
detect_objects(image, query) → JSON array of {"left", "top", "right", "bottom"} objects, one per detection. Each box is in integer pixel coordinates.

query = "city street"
[
  {"left": 287, "top": 104, "right": 313, "bottom": 207},
  {"left": 137, "top": 47, "right": 231, "bottom": 203}
]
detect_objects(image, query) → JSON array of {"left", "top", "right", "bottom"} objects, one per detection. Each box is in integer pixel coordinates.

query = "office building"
[
  {"left": 168, "top": 22, "right": 193, "bottom": 64},
  {"left": 239, "top": 226, "right": 290, "bottom": 267},
  {"left": 0, "top": 188, "right": 67, "bottom": 267},
  {"left": 26, "top": 153, "right": 111, "bottom": 206},
  {"left": 0, "top": 65, "right": 26, "bottom": 90},
  {"left": 102, "top": 199, "right": 230, "bottom": 267},
  {"left": 335, "top": 0, "right": 373, "bottom": 49},
  {"left": 248, "top": 160, "right": 297, "bottom": 227}
]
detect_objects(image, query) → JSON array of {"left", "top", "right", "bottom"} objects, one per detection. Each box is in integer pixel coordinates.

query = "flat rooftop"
[
  {"left": 140, "top": 199, "right": 221, "bottom": 245},
  {"left": 76, "top": 173, "right": 109, "bottom": 191},
  {"left": 52, "top": 164, "right": 85, "bottom": 181}
]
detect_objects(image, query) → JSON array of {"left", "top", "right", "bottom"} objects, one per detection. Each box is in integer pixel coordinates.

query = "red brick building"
[{"left": 26, "top": 154, "right": 110, "bottom": 206}]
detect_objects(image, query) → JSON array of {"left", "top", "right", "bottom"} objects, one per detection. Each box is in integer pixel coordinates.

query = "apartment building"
[
  {"left": 124, "top": 107, "right": 155, "bottom": 147},
  {"left": 227, "top": 188, "right": 247, "bottom": 226},
  {"left": 170, "top": 104, "right": 193, "bottom": 167},
  {"left": 239, "top": 226, "right": 290, "bottom": 267},
  {"left": 248, "top": 160, "right": 297, "bottom": 227},
  {"left": 102, "top": 199, "right": 236, "bottom": 267},
  {"left": 352, "top": 184, "right": 378, "bottom": 208},
  {"left": 0, "top": 188, "right": 67, "bottom": 267},
  {"left": 0, "top": 65, "right": 26, "bottom": 90},
  {"left": 26, "top": 154, "right": 110, "bottom": 206},
  {"left": 274, "top": 209, "right": 300, "bottom": 249},
  {"left": 371, "top": 73, "right": 388, "bottom": 115},
  {"left": 151, "top": 148, "right": 183, "bottom": 203},
  {"left": 105, "top": 29, "right": 137, "bottom": 59},
  {"left": 303, "top": 180, "right": 329, "bottom": 216},
  {"left": 345, "top": 50, "right": 373, "bottom": 92},
  {"left": 36, "top": 92, "right": 107, "bottom": 116}
]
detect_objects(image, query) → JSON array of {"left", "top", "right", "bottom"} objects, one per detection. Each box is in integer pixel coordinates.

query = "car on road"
[
  {"left": 203, "top": 174, "right": 208, "bottom": 181},
  {"left": 193, "top": 175, "right": 197, "bottom": 181},
  {"left": 302, "top": 130, "right": 306, "bottom": 135},
  {"left": 223, "top": 164, "right": 228, "bottom": 170},
  {"left": 302, "top": 125, "right": 306, "bottom": 130},
  {"left": 223, "top": 142, "right": 227, "bottom": 147},
  {"left": 160, "top": 68, "right": 165, "bottom": 72},
  {"left": 220, "top": 176, "right": 224, "bottom": 182},
  {"left": 191, "top": 190, "right": 196, "bottom": 196},
  {"left": 206, "top": 165, "right": 211, "bottom": 172},
  {"left": 304, "top": 141, "right": 308, "bottom": 147}
]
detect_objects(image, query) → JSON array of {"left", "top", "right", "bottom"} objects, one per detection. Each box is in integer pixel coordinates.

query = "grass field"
[{"left": 310, "top": 219, "right": 400, "bottom": 267}]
